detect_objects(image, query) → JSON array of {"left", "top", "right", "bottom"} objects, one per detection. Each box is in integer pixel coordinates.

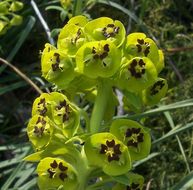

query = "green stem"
[
  {"left": 90, "top": 79, "right": 111, "bottom": 133},
  {"left": 72, "top": 0, "right": 83, "bottom": 16}
]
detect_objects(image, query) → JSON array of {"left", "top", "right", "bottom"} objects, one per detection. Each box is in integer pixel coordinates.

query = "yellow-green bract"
[
  {"left": 84, "top": 132, "right": 131, "bottom": 176},
  {"left": 118, "top": 57, "right": 157, "bottom": 92},
  {"left": 84, "top": 17, "right": 126, "bottom": 48},
  {"left": 112, "top": 173, "right": 144, "bottom": 190},
  {"left": 76, "top": 40, "right": 121, "bottom": 78},
  {"left": 110, "top": 119, "right": 151, "bottom": 161},
  {"left": 41, "top": 43, "right": 76, "bottom": 88},
  {"left": 37, "top": 157, "right": 79, "bottom": 190},
  {"left": 143, "top": 78, "right": 168, "bottom": 106},
  {"left": 27, "top": 115, "right": 54, "bottom": 150},
  {"left": 31, "top": 92, "right": 80, "bottom": 139}
]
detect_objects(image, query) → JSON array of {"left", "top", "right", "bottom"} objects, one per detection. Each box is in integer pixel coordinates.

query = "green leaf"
[
  {"left": 112, "top": 174, "right": 130, "bottom": 186},
  {"left": 45, "top": 5, "right": 65, "bottom": 12},
  {"left": 7, "top": 16, "right": 36, "bottom": 62},
  {"left": 0, "top": 81, "right": 27, "bottom": 95},
  {"left": 0, "top": 16, "right": 36, "bottom": 74}
]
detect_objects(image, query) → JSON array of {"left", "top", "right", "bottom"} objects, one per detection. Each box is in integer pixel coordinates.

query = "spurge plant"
[{"left": 25, "top": 15, "right": 168, "bottom": 190}]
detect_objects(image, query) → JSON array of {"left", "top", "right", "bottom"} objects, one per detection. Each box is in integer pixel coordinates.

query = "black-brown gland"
[
  {"left": 125, "top": 128, "right": 144, "bottom": 148},
  {"left": 56, "top": 100, "right": 71, "bottom": 122},
  {"left": 71, "top": 28, "right": 82, "bottom": 44},
  {"left": 102, "top": 23, "right": 120, "bottom": 38},
  {"left": 33, "top": 117, "right": 49, "bottom": 137},
  {"left": 51, "top": 53, "right": 63, "bottom": 72},
  {"left": 150, "top": 80, "right": 165, "bottom": 96},
  {"left": 37, "top": 98, "right": 48, "bottom": 116},
  {"left": 128, "top": 59, "right": 146, "bottom": 78},
  {"left": 126, "top": 182, "right": 140, "bottom": 190},
  {"left": 47, "top": 160, "right": 68, "bottom": 181},
  {"left": 100, "top": 139, "right": 122, "bottom": 162},
  {"left": 136, "top": 38, "right": 150, "bottom": 57},
  {"left": 92, "top": 44, "right": 110, "bottom": 63}
]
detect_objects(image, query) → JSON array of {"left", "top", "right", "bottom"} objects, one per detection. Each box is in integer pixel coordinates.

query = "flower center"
[
  {"left": 91, "top": 43, "right": 110, "bottom": 67},
  {"left": 128, "top": 59, "right": 146, "bottom": 79},
  {"left": 102, "top": 23, "right": 120, "bottom": 38},
  {"left": 51, "top": 53, "right": 64, "bottom": 72},
  {"left": 125, "top": 128, "right": 144, "bottom": 148},
  {"left": 47, "top": 160, "right": 68, "bottom": 181},
  {"left": 136, "top": 38, "right": 150, "bottom": 56},
  {"left": 37, "top": 98, "right": 47, "bottom": 116},
  {"left": 55, "top": 100, "right": 71, "bottom": 122},
  {"left": 150, "top": 80, "right": 165, "bottom": 95},
  {"left": 33, "top": 117, "right": 50, "bottom": 137},
  {"left": 100, "top": 139, "right": 122, "bottom": 162}
]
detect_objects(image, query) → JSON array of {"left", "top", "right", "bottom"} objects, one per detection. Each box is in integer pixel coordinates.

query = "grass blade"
[
  {"left": 152, "top": 121, "right": 193, "bottom": 145},
  {"left": 164, "top": 111, "right": 190, "bottom": 173},
  {"left": 0, "top": 81, "right": 27, "bottom": 95},
  {"left": 171, "top": 171, "right": 193, "bottom": 190},
  {"left": 1, "top": 162, "right": 26, "bottom": 190},
  {"left": 114, "top": 98, "right": 193, "bottom": 120},
  {"left": 7, "top": 16, "right": 36, "bottom": 62}
]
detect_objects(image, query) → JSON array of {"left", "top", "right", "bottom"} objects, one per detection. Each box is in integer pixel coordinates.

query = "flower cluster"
[
  {"left": 0, "top": 0, "right": 23, "bottom": 35},
  {"left": 26, "top": 16, "right": 168, "bottom": 190}
]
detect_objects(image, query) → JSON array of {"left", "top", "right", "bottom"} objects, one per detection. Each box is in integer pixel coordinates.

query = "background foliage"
[{"left": 0, "top": 0, "right": 193, "bottom": 189}]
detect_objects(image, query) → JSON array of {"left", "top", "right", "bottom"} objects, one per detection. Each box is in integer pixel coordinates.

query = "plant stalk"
[{"left": 90, "top": 79, "right": 111, "bottom": 133}]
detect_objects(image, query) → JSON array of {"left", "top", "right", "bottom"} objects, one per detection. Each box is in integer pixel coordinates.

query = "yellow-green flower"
[
  {"left": 110, "top": 119, "right": 151, "bottom": 161},
  {"left": 118, "top": 57, "right": 157, "bottom": 92},
  {"left": 84, "top": 17, "right": 126, "bottom": 47},
  {"left": 124, "top": 33, "right": 160, "bottom": 68},
  {"left": 50, "top": 92, "right": 80, "bottom": 138},
  {"left": 37, "top": 157, "right": 78, "bottom": 190},
  {"left": 57, "top": 16, "right": 88, "bottom": 56},
  {"left": 76, "top": 40, "right": 121, "bottom": 79},
  {"left": 84, "top": 132, "right": 131, "bottom": 176},
  {"left": 27, "top": 115, "right": 54, "bottom": 150},
  {"left": 143, "top": 78, "right": 168, "bottom": 106},
  {"left": 41, "top": 43, "right": 75, "bottom": 88}
]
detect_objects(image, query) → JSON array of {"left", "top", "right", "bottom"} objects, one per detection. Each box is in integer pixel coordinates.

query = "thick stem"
[{"left": 90, "top": 79, "right": 111, "bottom": 133}]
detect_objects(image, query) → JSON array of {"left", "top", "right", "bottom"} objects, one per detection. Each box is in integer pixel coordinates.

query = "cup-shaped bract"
[
  {"left": 0, "top": 21, "right": 9, "bottom": 35},
  {"left": 50, "top": 92, "right": 80, "bottom": 138},
  {"left": 84, "top": 132, "right": 131, "bottom": 176},
  {"left": 110, "top": 119, "right": 151, "bottom": 161},
  {"left": 60, "top": 0, "right": 71, "bottom": 9},
  {"left": 57, "top": 16, "right": 88, "bottom": 57},
  {"left": 143, "top": 78, "right": 168, "bottom": 106},
  {"left": 9, "top": 1, "right": 24, "bottom": 12},
  {"left": 37, "top": 157, "right": 78, "bottom": 190},
  {"left": 27, "top": 115, "right": 54, "bottom": 150},
  {"left": 67, "top": 15, "right": 88, "bottom": 27},
  {"left": 157, "top": 50, "right": 165, "bottom": 74},
  {"left": 84, "top": 17, "right": 126, "bottom": 47},
  {"left": 32, "top": 93, "right": 52, "bottom": 117},
  {"left": 41, "top": 43, "right": 75, "bottom": 88},
  {"left": 118, "top": 57, "right": 157, "bottom": 92},
  {"left": 0, "top": 2, "right": 9, "bottom": 14},
  {"left": 76, "top": 40, "right": 121, "bottom": 79},
  {"left": 112, "top": 173, "right": 144, "bottom": 190},
  {"left": 124, "top": 33, "right": 160, "bottom": 70},
  {"left": 10, "top": 14, "right": 23, "bottom": 26}
]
